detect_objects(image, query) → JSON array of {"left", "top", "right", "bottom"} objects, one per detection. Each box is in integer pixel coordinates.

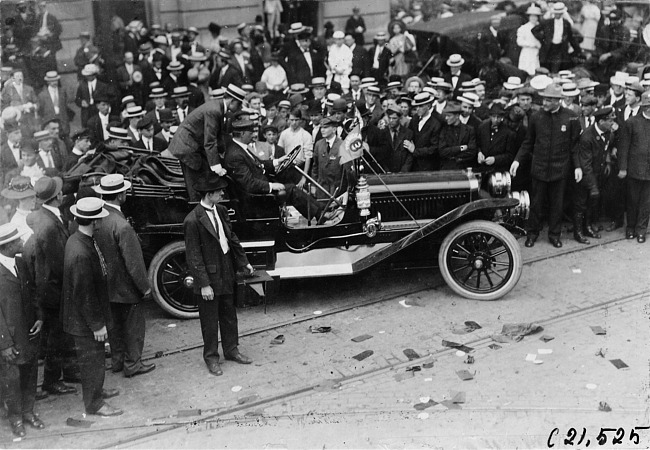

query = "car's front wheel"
[
  {"left": 149, "top": 240, "right": 199, "bottom": 319},
  {"left": 438, "top": 220, "right": 522, "bottom": 301}
]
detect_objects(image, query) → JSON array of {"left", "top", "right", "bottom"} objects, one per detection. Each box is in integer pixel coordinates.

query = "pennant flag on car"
[{"left": 339, "top": 119, "right": 367, "bottom": 165}]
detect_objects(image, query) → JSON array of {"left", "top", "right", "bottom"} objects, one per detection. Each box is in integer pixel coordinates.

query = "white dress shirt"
[
  {"left": 39, "top": 149, "right": 55, "bottom": 168},
  {"left": 88, "top": 79, "right": 96, "bottom": 105},
  {"left": 418, "top": 109, "right": 432, "bottom": 131},
  {"left": 0, "top": 253, "right": 17, "bottom": 277},
  {"left": 141, "top": 136, "right": 153, "bottom": 151},
  {"left": 552, "top": 18, "right": 564, "bottom": 44},
  {"left": 99, "top": 112, "right": 110, "bottom": 140},
  {"left": 48, "top": 85, "right": 60, "bottom": 114},
  {"left": 199, "top": 200, "right": 230, "bottom": 255},
  {"left": 302, "top": 49, "right": 313, "bottom": 75}
]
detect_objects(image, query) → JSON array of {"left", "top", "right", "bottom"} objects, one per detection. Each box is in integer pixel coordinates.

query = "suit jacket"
[
  {"left": 37, "top": 146, "right": 65, "bottom": 173},
  {"left": 311, "top": 137, "right": 344, "bottom": 195},
  {"left": 532, "top": 19, "right": 582, "bottom": 67},
  {"left": 0, "top": 258, "right": 40, "bottom": 365},
  {"left": 211, "top": 63, "right": 245, "bottom": 89},
  {"left": 443, "top": 71, "right": 473, "bottom": 98},
  {"left": 572, "top": 124, "right": 609, "bottom": 193},
  {"left": 409, "top": 112, "right": 442, "bottom": 171},
  {"left": 618, "top": 114, "right": 650, "bottom": 181},
  {"left": 37, "top": 86, "right": 71, "bottom": 135},
  {"left": 350, "top": 44, "right": 368, "bottom": 77},
  {"left": 133, "top": 136, "right": 168, "bottom": 153},
  {"left": 87, "top": 113, "right": 119, "bottom": 145},
  {"left": 439, "top": 123, "right": 477, "bottom": 170},
  {"left": 1, "top": 82, "right": 38, "bottom": 108},
  {"left": 94, "top": 205, "right": 149, "bottom": 304},
  {"left": 23, "top": 207, "right": 69, "bottom": 309},
  {"left": 168, "top": 100, "right": 224, "bottom": 170},
  {"left": 62, "top": 231, "right": 112, "bottom": 337},
  {"left": 476, "top": 120, "right": 517, "bottom": 172},
  {"left": 74, "top": 79, "right": 110, "bottom": 108},
  {"left": 1, "top": 142, "right": 20, "bottom": 186},
  {"left": 116, "top": 63, "right": 142, "bottom": 93},
  {"left": 183, "top": 203, "right": 249, "bottom": 295},
  {"left": 284, "top": 47, "right": 326, "bottom": 85},
  {"left": 476, "top": 28, "right": 505, "bottom": 65},
  {"left": 223, "top": 139, "right": 274, "bottom": 195},
  {"left": 365, "top": 124, "right": 392, "bottom": 173},
  {"left": 387, "top": 125, "right": 414, "bottom": 173},
  {"left": 142, "top": 67, "right": 169, "bottom": 91},
  {"left": 367, "top": 45, "right": 392, "bottom": 82}
]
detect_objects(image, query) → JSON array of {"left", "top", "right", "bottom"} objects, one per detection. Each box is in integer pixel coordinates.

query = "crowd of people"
[{"left": 1, "top": 0, "right": 650, "bottom": 438}]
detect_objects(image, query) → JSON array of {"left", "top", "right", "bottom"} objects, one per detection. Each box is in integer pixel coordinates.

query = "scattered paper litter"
[
  {"left": 538, "top": 349, "right": 553, "bottom": 355},
  {"left": 419, "top": 396, "right": 430, "bottom": 403},
  {"left": 609, "top": 359, "right": 629, "bottom": 369},
  {"left": 417, "top": 412, "right": 429, "bottom": 420},
  {"left": 590, "top": 326, "right": 606, "bottom": 335},
  {"left": 525, "top": 353, "right": 538, "bottom": 362},
  {"left": 313, "top": 310, "right": 323, "bottom": 315},
  {"left": 167, "top": 324, "right": 177, "bottom": 328},
  {"left": 231, "top": 385, "right": 242, "bottom": 392},
  {"left": 378, "top": 330, "right": 385, "bottom": 334},
  {"left": 599, "top": 401, "right": 612, "bottom": 412},
  {"left": 449, "top": 391, "right": 466, "bottom": 404},
  {"left": 455, "top": 350, "right": 466, "bottom": 357},
  {"left": 398, "top": 299, "right": 412, "bottom": 308},
  {"left": 424, "top": 377, "right": 433, "bottom": 382},
  {"left": 572, "top": 268, "right": 582, "bottom": 274},
  {"left": 586, "top": 383, "right": 597, "bottom": 390},
  {"left": 539, "top": 335, "right": 554, "bottom": 342},
  {"left": 456, "top": 370, "right": 474, "bottom": 381},
  {"left": 533, "top": 359, "right": 543, "bottom": 364}
]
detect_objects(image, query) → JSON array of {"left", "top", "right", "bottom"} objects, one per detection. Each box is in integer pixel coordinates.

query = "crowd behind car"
[{"left": 1, "top": 0, "right": 650, "bottom": 438}]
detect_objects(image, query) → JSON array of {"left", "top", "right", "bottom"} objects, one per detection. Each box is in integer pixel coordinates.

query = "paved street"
[{"left": 2, "top": 229, "right": 649, "bottom": 448}]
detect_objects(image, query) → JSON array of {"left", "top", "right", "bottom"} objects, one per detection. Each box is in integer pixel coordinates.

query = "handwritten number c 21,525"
[{"left": 547, "top": 426, "right": 649, "bottom": 447}]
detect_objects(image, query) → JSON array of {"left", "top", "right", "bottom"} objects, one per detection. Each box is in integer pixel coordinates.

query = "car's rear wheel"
[
  {"left": 438, "top": 220, "right": 522, "bottom": 301},
  {"left": 149, "top": 241, "right": 199, "bottom": 319}
]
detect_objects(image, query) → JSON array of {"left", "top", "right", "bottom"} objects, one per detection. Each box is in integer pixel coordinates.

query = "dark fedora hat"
[{"left": 193, "top": 173, "right": 228, "bottom": 193}]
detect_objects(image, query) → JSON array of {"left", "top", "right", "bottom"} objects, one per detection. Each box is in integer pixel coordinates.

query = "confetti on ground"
[
  {"left": 352, "top": 350, "right": 374, "bottom": 361},
  {"left": 539, "top": 335, "right": 555, "bottom": 342},
  {"left": 609, "top": 359, "right": 629, "bottom": 369},
  {"left": 525, "top": 353, "right": 537, "bottom": 362},
  {"left": 599, "top": 401, "right": 612, "bottom": 412},
  {"left": 572, "top": 269, "right": 582, "bottom": 274},
  {"left": 313, "top": 310, "right": 323, "bottom": 315},
  {"left": 586, "top": 384, "right": 597, "bottom": 390},
  {"left": 398, "top": 299, "right": 412, "bottom": 308},
  {"left": 231, "top": 385, "right": 242, "bottom": 392},
  {"left": 456, "top": 370, "right": 474, "bottom": 381},
  {"left": 590, "top": 326, "right": 606, "bottom": 335},
  {"left": 455, "top": 350, "right": 466, "bottom": 357},
  {"left": 533, "top": 359, "right": 543, "bottom": 365},
  {"left": 167, "top": 324, "right": 177, "bottom": 328},
  {"left": 538, "top": 349, "right": 553, "bottom": 355},
  {"left": 488, "top": 344, "right": 502, "bottom": 350},
  {"left": 417, "top": 412, "right": 430, "bottom": 420},
  {"left": 351, "top": 334, "right": 373, "bottom": 343}
]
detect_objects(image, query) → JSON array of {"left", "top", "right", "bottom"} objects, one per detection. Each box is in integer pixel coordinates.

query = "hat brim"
[
  {"left": 70, "top": 205, "right": 109, "bottom": 219},
  {"left": 37, "top": 177, "right": 63, "bottom": 203},
  {"left": 539, "top": 92, "right": 563, "bottom": 99},
  {"left": 447, "top": 59, "right": 465, "bottom": 67},
  {"left": 171, "top": 92, "right": 190, "bottom": 98},
  {"left": 0, "top": 229, "right": 25, "bottom": 246},
  {"left": 92, "top": 179, "right": 132, "bottom": 194},
  {"left": 44, "top": 76, "right": 61, "bottom": 82},
  {"left": 562, "top": 89, "right": 580, "bottom": 96},
  {"left": 1, "top": 188, "right": 36, "bottom": 200},
  {"left": 412, "top": 98, "right": 434, "bottom": 107}
]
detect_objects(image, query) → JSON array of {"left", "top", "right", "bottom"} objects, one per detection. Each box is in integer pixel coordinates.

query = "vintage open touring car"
[{"left": 64, "top": 133, "right": 529, "bottom": 319}]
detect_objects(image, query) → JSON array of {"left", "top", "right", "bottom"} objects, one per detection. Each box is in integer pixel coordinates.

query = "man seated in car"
[{"left": 224, "top": 119, "right": 333, "bottom": 224}]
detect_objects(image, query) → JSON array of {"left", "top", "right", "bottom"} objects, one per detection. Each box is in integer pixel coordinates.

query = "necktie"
[
  {"left": 145, "top": 139, "right": 150, "bottom": 151},
  {"left": 41, "top": 151, "right": 55, "bottom": 168},
  {"left": 92, "top": 238, "right": 108, "bottom": 277},
  {"left": 205, "top": 207, "right": 229, "bottom": 254},
  {"left": 52, "top": 88, "right": 59, "bottom": 113}
]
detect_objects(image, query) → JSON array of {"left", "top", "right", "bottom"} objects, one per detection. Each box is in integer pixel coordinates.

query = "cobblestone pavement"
[{"left": 2, "top": 228, "right": 649, "bottom": 448}]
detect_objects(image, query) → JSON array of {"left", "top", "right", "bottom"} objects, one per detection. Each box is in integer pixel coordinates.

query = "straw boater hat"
[
  {"left": 551, "top": 2, "right": 567, "bottom": 15},
  {"left": 44, "top": 70, "right": 60, "bottom": 82},
  {"left": 411, "top": 92, "right": 434, "bottom": 107},
  {"left": 446, "top": 54, "right": 465, "bottom": 67},
  {"left": 525, "top": 5, "right": 543, "bottom": 15},
  {"left": 149, "top": 87, "right": 168, "bottom": 98},
  {"left": 121, "top": 95, "right": 135, "bottom": 106},
  {"left": 225, "top": 84, "right": 246, "bottom": 103},
  {"left": 171, "top": 86, "right": 190, "bottom": 98},
  {"left": 124, "top": 105, "right": 145, "bottom": 118},
  {"left": 360, "top": 77, "right": 378, "bottom": 88},
  {"left": 458, "top": 92, "right": 481, "bottom": 108},
  {"left": 288, "top": 83, "right": 309, "bottom": 95},
  {"left": 0, "top": 223, "right": 24, "bottom": 247},
  {"left": 288, "top": 22, "right": 306, "bottom": 34},
  {"left": 1, "top": 176, "right": 35, "bottom": 200},
  {"left": 530, "top": 74, "right": 554, "bottom": 91},
  {"left": 309, "top": 77, "right": 326, "bottom": 88},
  {"left": 81, "top": 64, "right": 98, "bottom": 76},
  {"left": 166, "top": 61, "right": 183, "bottom": 72},
  {"left": 70, "top": 197, "right": 109, "bottom": 220},
  {"left": 93, "top": 174, "right": 132, "bottom": 195},
  {"left": 106, "top": 127, "right": 129, "bottom": 140},
  {"left": 374, "top": 31, "right": 388, "bottom": 42},
  {"left": 187, "top": 52, "right": 208, "bottom": 62},
  {"left": 558, "top": 70, "right": 575, "bottom": 79},
  {"left": 561, "top": 82, "right": 580, "bottom": 96},
  {"left": 209, "top": 87, "right": 225, "bottom": 99}
]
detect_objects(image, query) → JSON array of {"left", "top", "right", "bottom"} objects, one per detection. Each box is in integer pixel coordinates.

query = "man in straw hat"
[
  {"left": 37, "top": 70, "right": 71, "bottom": 137},
  {"left": 62, "top": 197, "right": 122, "bottom": 416},
  {"left": 183, "top": 172, "right": 254, "bottom": 377},
  {"left": 23, "top": 176, "right": 80, "bottom": 397},
  {"left": 531, "top": 2, "right": 583, "bottom": 73},
  {"left": 75, "top": 63, "right": 108, "bottom": 128},
  {"left": 92, "top": 175, "right": 155, "bottom": 378},
  {"left": 444, "top": 54, "right": 472, "bottom": 97},
  {"left": 617, "top": 91, "right": 650, "bottom": 243},
  {"left": 405, "top": 92, "right": 443, "bottom": 171},
  {"left": 1, "top": 176, "right": 36, "bottom": 243},
  {"left": 0, "top": 223, "right": 45, "bottom": 437},
  {"left": 510, "top": 83, "right": 581, "bottom": 248}
]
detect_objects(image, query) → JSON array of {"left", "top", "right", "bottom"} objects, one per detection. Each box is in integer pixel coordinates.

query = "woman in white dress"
[
  {"left": 579, "top": 0, "right": 601, "bottom": 52},
  {"left": 517, "top": 5, "right": 543, "bottom": 76}
]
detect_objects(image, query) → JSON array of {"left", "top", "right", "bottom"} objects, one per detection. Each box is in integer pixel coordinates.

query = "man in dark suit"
[
  {"left": 33, "top": 130, "right": 64, "bottom": 174},
  {"left": 406, "top": 93, "right": 442, "bottom": 171},
  {"left": 115, "top": 51, "right": 142, "bottom": 98},
  {"left": 578, "top": 95, "right": 598, "bottom": 133},
  {"left": 210, "top": 50, "right": 245, "bottom": 89},
  {"left": 476, "top": 15, "right": 506, "bottom": 67},
  {"left": 476, "top": 103, "right": 517, "bottom": 174},
  {"left": 133, "top": 115, "right": 168, "bottom": 153},
  {"left": 283, "top": 30, "right": 326, "bottom": 86},
  {"left": 345, "top": 7, "right": 366, "bottom": 46},
  {"left": 86, "top": 93, "right": 117, "bottom": 146},
  {"left": 1, "top": 122, "right": 22, "bottom": 187},
  {"left": 38, "top": 71, "right": 71, "bottom": 138},
  {"left": 154, "top": 108, "right": 176, "bottom": 146},
  {"left": 367, "top": 32, "right": 391, "bottom": 84},
  {"left": 618, "top": 91, "right": 650, "bottom": 243},
  {"left": 168, "top": 86, "right": 241, "bottom": 201},
  {"left": 345, "top": 34, "right": 368, "bottom": 78},
  {"left": 171, "top": 86, "right": 194, "bottom": 124},
  {"left": 64, "top": 129, "right": 92, "bottom": 171},
  {"left": 384, "top": 105, "right": 414, "bottom": 173},
  {"left": 572, "top": 107, "right": 616, "bottom": 244},
  {"left": 63, "top": 197, "right": 122, "bottom": 417},
  {"left": 23, "top": 177, "right": 78, "bottom": 397},
  {"left": 224, "top": 119, "right": 326, "bottom": 221},
  {"left": 75, "top": 64, "right": 109, "bottom": 128},
  {"left": 183, "top": 174, "right": 254, "bottom": 377},
  {"left": 443, "top": 54, "right": 472, "bottom": 98},
  {"left": 92, "top": 175, "right": 155, "bottom": 378},
  {"left": 35, "top": 1, "right": 62, "bottom": 56},
  {"left": 438, "top": 102, "right": 478, "bottom": 170},
  {"left": 311, "top": 118, "right": 345, "bottom": 196},
  {"left": 0, "top": 223, "right": 44, "bottom": 438},
  {"left": 510, "top": 83, "right": 581, "bottom": 248},
  {"left": 532, "top": 2, "right": 583, "bottom": 73}
]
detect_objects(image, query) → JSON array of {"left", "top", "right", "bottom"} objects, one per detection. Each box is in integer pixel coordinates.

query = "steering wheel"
[{"left": 276, "top": 145, "right": 302, "bottom": 175}]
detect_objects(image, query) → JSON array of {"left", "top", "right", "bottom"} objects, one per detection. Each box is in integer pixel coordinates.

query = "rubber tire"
[
  {"left": 148, "top": 240, "right": 199, "bottom": 319},
  {"left": 438, "top": 220, "right": 522, "bottom": 301}
]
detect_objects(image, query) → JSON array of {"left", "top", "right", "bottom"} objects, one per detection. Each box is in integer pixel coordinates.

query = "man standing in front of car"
[
  {"left": 405, "top": 92, "right": 442, "bottom": 171},
  {"left": 617, "top": 91, "right": 650, "bottom": 243},
  {"left": 510, "top": 83, "right": 581, "bottom": 248},
  {"left": 183, "top": 173, "right": 254, "bottom": 377}
]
